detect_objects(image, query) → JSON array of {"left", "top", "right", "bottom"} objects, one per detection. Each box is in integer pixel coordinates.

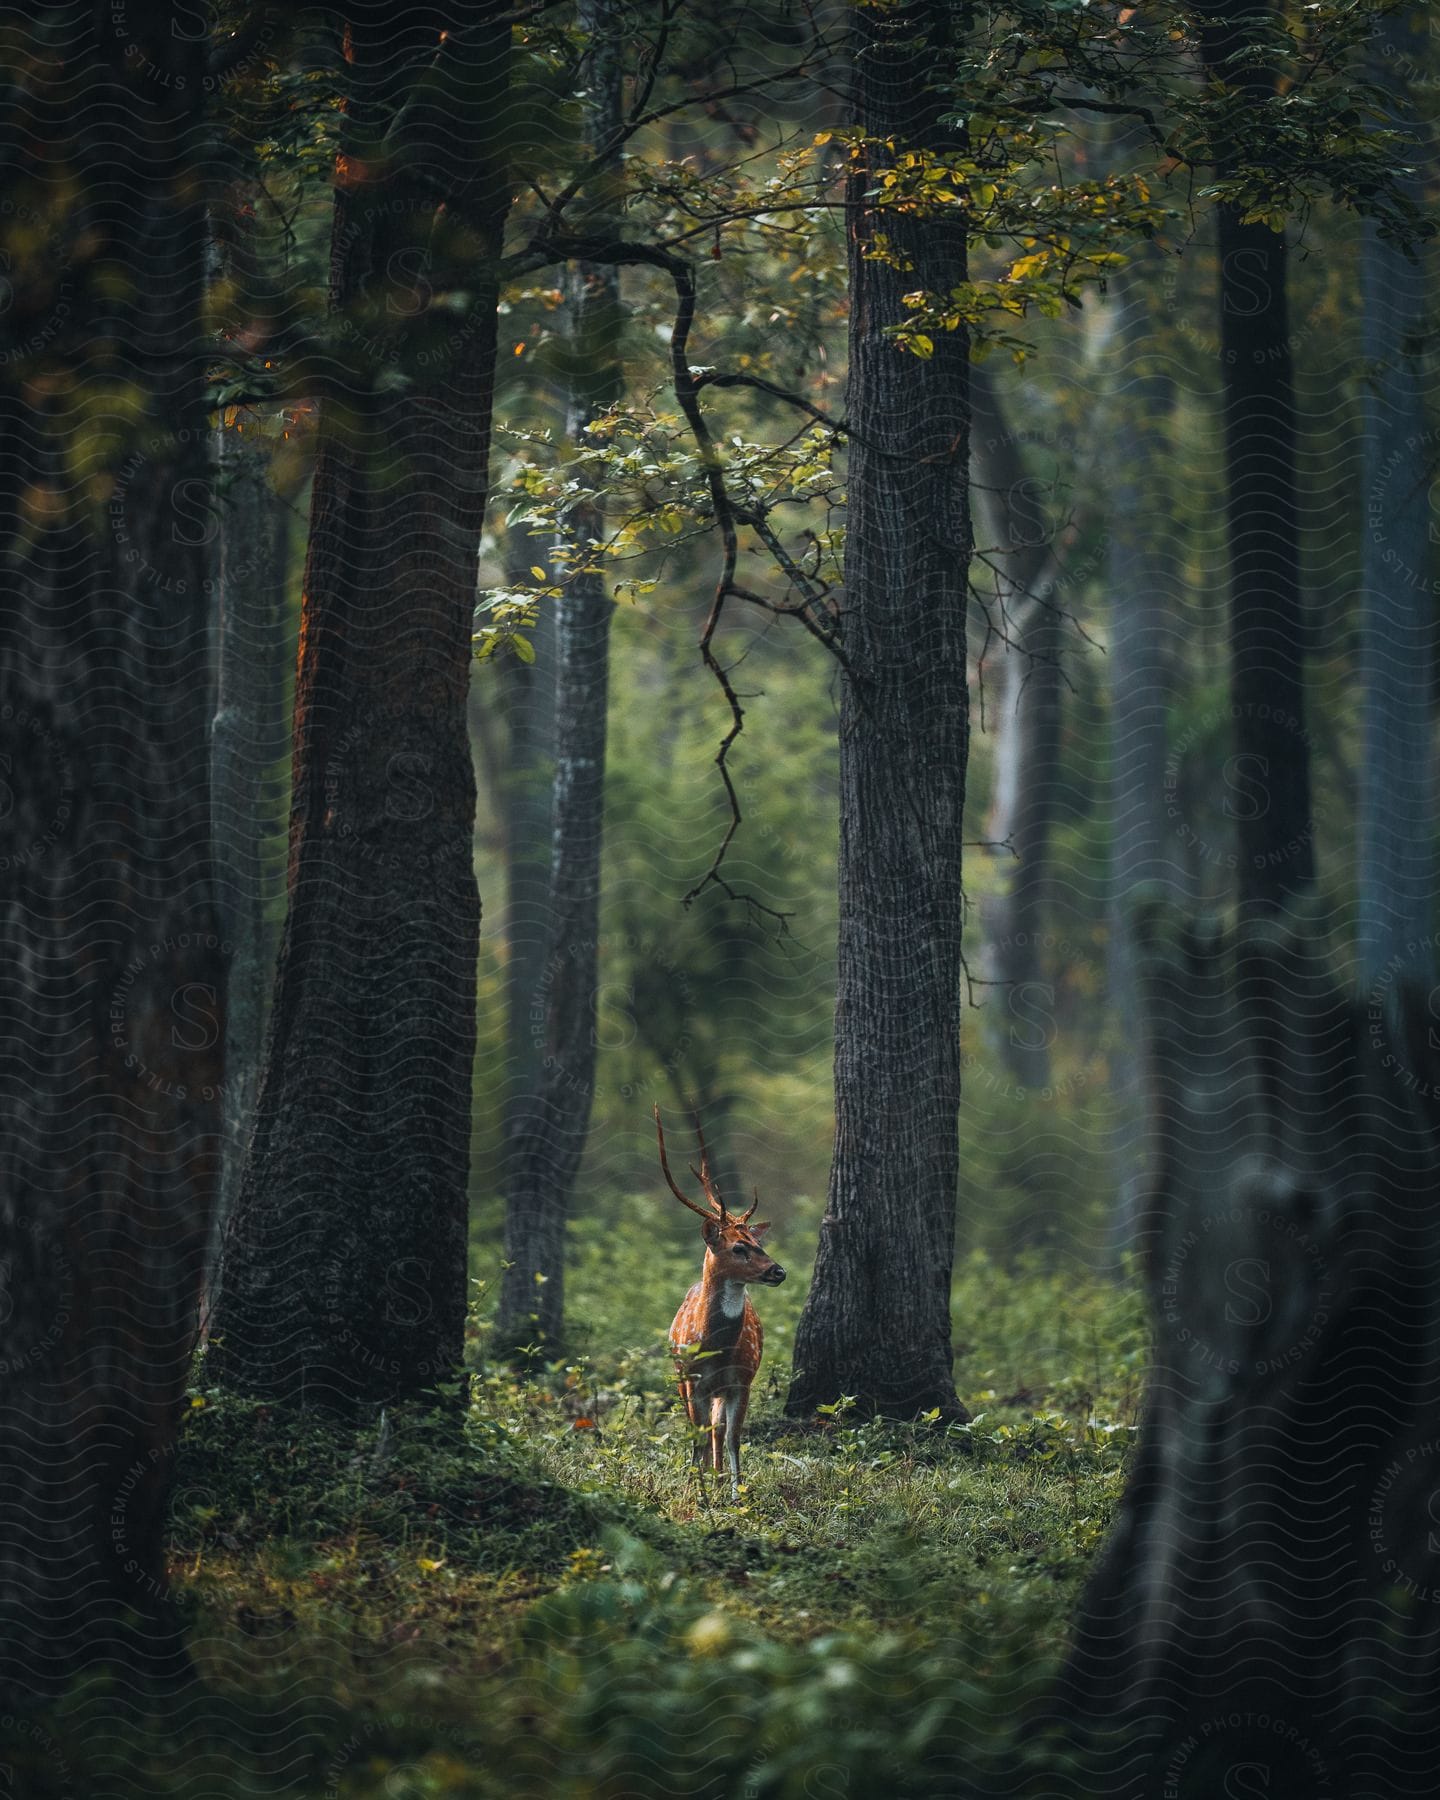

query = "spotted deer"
[{"left": 656, "top": 1105, "right": 786, "bottom": 1501}]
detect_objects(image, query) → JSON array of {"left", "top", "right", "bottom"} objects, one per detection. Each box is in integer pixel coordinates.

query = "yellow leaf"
[
  {"left": 909, "top": 334, "right": 934, "bottom": 359},
  {"left": 530, "top": 565, "right": 547, "bottom": 581}
]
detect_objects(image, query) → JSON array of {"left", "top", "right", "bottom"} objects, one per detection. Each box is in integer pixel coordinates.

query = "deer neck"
[{"left": 699, "top": 1253, "right": 747, "bottom": 1337}]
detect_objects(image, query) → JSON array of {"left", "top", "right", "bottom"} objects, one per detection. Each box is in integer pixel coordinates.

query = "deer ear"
[
  {"left": 750, "top": 1221, "right": 771, "bottom": 1239},
  {"left": 702, "top": 1217, "right": 724, "bottom": 1249}
]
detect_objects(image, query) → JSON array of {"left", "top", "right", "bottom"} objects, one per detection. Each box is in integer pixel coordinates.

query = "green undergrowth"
[{"left": 20, "top": 1247, "right": 1148, "bottom": 1797}]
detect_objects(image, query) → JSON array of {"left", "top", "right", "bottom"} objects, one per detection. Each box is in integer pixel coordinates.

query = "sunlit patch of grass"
[{"left": 12, "top": 1242, "right": 1146, "bottom": 1796}]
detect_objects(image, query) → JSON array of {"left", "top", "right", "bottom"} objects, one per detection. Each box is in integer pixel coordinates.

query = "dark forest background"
[{"left": 1, "top": 2, "right": 1439, "bottom": 1795}]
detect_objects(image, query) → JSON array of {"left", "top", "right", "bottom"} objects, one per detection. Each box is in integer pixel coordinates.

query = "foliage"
[{"left": 0, "top": 1244, "right": 1142, "bottom": 1796}]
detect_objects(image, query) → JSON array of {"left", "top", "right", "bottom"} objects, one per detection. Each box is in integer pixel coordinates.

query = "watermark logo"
[
  {"left": 0, "top": 1248, "right": 74, "bottom": 1379},
  {"left": 1365, "top": 939, "right": 1440, "bottom": 1103},
  {"left": 109, "top": 4, "right": 282, "bottom": 95},
  {"left": 1161, "top": 240, "right": 1329, "bottom": 368},
  {"left": 0, "top": 704, "right": 76, "bottom": 875},
  {"left": 1366, "top": 425, "right": 1440, "bottom": 595},
  {"left": 108, "top": 426, "right": 235, "bottom": 600},
  {"left": 967, "top": 927, "right": 1106, "bottom": 1105},
  {"left": 0, "top": 1713, "right": 77, "bottom": 1799},
  {"left": 323, "top": 1710, "right": 487, "bottom": 1797},
  {"left": 107, "top": 932, "right": 233, "bottom": 1104},
  {"left": 1368, "top": 1435, "right": 1440, "bottom": 1607},
  {"left": 1161, "top": 1190, "right": 1334, "bottom": 1381},
  {"left": 0, "top": 197, "right": 74, "bottom": 369},
  {"left": 1164, "top": 701, "right": 1324, "bottom": 881},
  {"left": 1162, "top": 1709, "right": 1334, "bottom": 1798}
]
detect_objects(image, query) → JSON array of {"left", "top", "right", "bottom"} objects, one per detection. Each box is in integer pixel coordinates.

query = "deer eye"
[{"left": 732, "top": 1244, "right": 751, "bottom": 1257}]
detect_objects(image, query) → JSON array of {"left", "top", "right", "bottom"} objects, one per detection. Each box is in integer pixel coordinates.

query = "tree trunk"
[
  {"left": 207, "top": 412, "right": 289, "bottom": 1289},
  {"left": 970, "top": 366, "right": 1065, "bottom": 1095},
  {"left": 495, "top": 0, "right": 622, "bottom": 1355},
  {"left": 210, "top": 8, "right": 512, "bottom": 1409},
  {"left": 1357, "top": 4, "right": 1435, "bottom": 994},
  {"left": 1198, "top": 0, "right": 1314, "bottom": 916},
  {"left": 499, "top": 527, "right": 558, "bottom": 1169},
  {"left": 1056, "top": 910, "right": 1440, "bottom": 1795},
  {"left": 1102, "top": 273, "right": 1186, "bottom": 1258},
  {"left": 0, "top": 12, "right": 219, "bottom": 1689},
  {"left": 786, "top": 0, "right": 971, "bottom": 1422}
]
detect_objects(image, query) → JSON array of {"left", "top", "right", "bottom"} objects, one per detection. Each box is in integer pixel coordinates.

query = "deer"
[{"left": 655, "top": 1104, "right": 786, "bottom": 1502}]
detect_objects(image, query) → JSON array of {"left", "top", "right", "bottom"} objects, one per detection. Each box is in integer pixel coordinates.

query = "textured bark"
[
  {"left": 1057, "top": 912, "right": 1440, "bottom": 1796},
  {"left": 208, "top": 413, "right": 289, "bottom": 1281},
  {"left": 495, "top": 0, "right": 621, "bottom": 1354},
  {"left": 971, "top": 366, "right": 1065, "bottom": 1094},
  {"left": 210, "top": 8, "right": 511, "bottom": 1408},
  {"left": 1356, "top": 5, "right": 1435, "bottom": 993},
  {"left": 1197, "top": 0, "right": 1314, "bottom": 916},
  {"left": 786, "top": 0, "right": 970, "bottom": 1421},
  {"left": 0, "top": 14, "right": 219, "bottom": 1689}
]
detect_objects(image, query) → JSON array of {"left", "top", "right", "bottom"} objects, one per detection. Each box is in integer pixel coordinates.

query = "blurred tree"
[
  {"left": 210, "top": 4, "right": 514, "bottom": 1407},
  {"left": 0, "top": 7, "right": 220, "bottom": 1687},
  {"left": 971, "top": 363, "right": 1069, "bottom": 1096},
  {"left": 1101, "top": 267, "right": 1188, "bottom": 1257},
  {"left": 497, "top": 0, "right": 624, "bottom": 1355},
  {"left": 1058, "top": 910, "right": 1440, "bottom": 1793},
  {"left": 1357, "top": 2, "right": 1435, "bottom": 993},
  {"left": 497, "top": 524, "right": 557, "bottom": 1182},
  {"left": 1196, "top": 0, "right": 1314, "bottom": 915},
  {"left": 786, "top": 0, "right": 972, "bottom": 1422},
  {"left": 207, "top": 407, "right": 289, "bottom": 1283}
]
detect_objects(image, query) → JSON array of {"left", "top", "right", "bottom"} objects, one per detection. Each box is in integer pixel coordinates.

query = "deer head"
[{"left": 653, "top": 1104, "right": 786, "bottom": 1286}]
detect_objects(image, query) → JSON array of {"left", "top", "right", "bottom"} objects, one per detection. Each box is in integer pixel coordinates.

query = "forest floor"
[{"left": 37, "top": 1245, "right": 1148, "bottom": 1799}]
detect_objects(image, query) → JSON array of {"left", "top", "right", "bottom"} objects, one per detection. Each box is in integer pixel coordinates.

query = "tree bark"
[
  {"left": 1197, "top": 0, "right": 1314, "bottom": 916},
  {"left": 495, "top": 0, "right": 622, "bottom": 1355},
  {"left": 1356, "top": 4, "right": 1435, "bottom": 994},
  {"left": 1056, "top": 910, "right": 1440, "bottom": 1795},
  {"left": 786, "top": 0, "right": 971, "bottom": 1421},
  {"left": 207, "top": 412, "right": 289, "bottom": 1287},
  {"left": 210, "top": 6, "right": 512, "bottom": 1409},
  {"left": 0, "top": 12, "right": 219, "bottom": 1689}
]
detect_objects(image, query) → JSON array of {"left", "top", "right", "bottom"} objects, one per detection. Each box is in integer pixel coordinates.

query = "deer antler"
[
  {"left": 688, "top": 1110, "right": 728, "bottom": 1219},
  {"left": 741, "top": 1186, "right": 759, "bottom": 1224},
  {"left": 654, "top": 1105, "right": 722, "bottom": 1220}
]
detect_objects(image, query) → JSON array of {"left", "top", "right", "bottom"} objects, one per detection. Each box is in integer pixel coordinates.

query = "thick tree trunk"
[
  {"left": 208, "top": 413, "right": 289, "bottom": 1285},
  {"left": 0, "top": 13, "right": 219, "bottom": 1689},
  {"left": 1198, "top": 0, "right": 1314, "bottom": 916},
  {"left": 495, "top": 0, "right": 621, "bottom": 1354},
  {"left": 786, "top": 0, "right": 970, "bottom": 1421},
  {"left": 1357, "top": 5, "right": 1435, "bottom": 993},
  {"left": 210, "top": 8, "right": 511, "bottom": 1409},
  {"left": 1057, "top": 911, "right": 1440, "bottom": 1795},
  {"left": 970, "top": 366, "right": 1065, "bottom": 1095}
]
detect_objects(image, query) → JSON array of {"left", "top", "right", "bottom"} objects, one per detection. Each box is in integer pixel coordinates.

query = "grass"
[{"left": 10, "top": 1233, "right": 1149, "bottom": 1798}]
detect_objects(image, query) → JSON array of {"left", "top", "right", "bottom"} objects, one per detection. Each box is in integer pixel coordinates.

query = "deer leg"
[
  {"left": 679, "top": 1380, "right": 708, "bottom": 1477},
  {"left": 724, "top": 1391, "right": 743, "bottom": 1500},
  {"left": 709, "top": 1395, "right": 727, "bottom": 1478}
]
